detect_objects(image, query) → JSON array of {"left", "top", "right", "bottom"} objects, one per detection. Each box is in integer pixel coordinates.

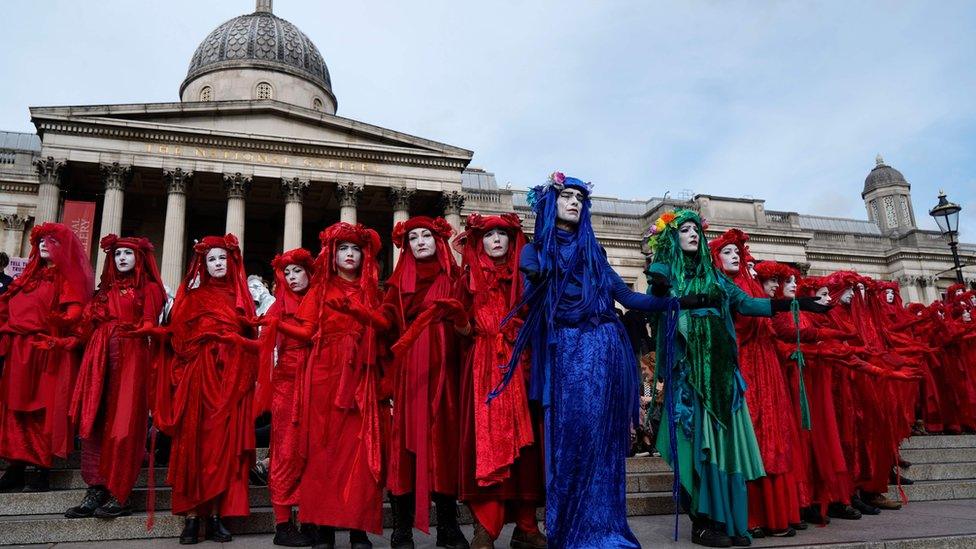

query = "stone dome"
[
  {"left": 862, "top": 154, "right": 909, "bottom": 197},
  {"left": 180, "top": 1, "right": 335, "bottom": 109}
]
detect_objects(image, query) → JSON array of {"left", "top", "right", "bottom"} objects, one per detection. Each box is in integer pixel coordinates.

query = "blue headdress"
[{"left": 489, "top": 171, "right": 608, "bottom": 406}]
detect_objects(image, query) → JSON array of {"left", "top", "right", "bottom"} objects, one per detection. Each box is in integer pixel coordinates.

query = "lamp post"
[{"left": 929, "top": 190, "right": 964, "bottom": 284}]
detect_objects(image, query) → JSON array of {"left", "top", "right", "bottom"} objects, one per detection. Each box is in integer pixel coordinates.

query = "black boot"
[
  {"left": 65, "top": 485, "right": 109, "bottom": 518},
  {"left": 390, "top": 494, "right": 416, "bottom": 549},
  {"left": 349, "top": 529, "right": 373, "bottom": 549},
  {"left": 179, "top": 516, "right": 200, "bottom": 545},
  {"left": 801, "top": 505, "right": 831, "bottom": 525},
  {"left": 205, "top": 515, "right": 232, "bottom": 543},
  {"left": 273, "top": 521, "right": 313, "bottom": 547},
  {"left": 827, "top": 502, "right": 862, "bottom": 520},
  {"left": 691, "top": 516, "right": 731, "bottom": 548},
  {"left": 433, "top": 494, "right": 470, "bottom": 549},
  {"left": 94, "top": 496, "right": 132, "bottom": 519},
  {"left": 850, "top": 495, "right": 881, "bottom": 516},
  {"left": 23, "top": 467, "right": 49, "bottom": 492},
  {"left": 0, "top": 462, "right": 26, "bottom": 492},
  {"left": 312, "top": 525, "right": 335, "bottom": 549}
]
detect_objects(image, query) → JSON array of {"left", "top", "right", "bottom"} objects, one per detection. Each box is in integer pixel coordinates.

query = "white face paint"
[
  {"left": 335, "top": 241, "right": 363, "bottom": 275},
  {"left": 815, "top": 286, "right": 832, "bottom": 306},
  {"left": 955, "top": 288, "right": 965, "bottom": 297},
  {"left": 884, "top": 289, "right": 895, "bottom": 304},
  {"left": 114, "top": 247, "right": 136, "bottom": 273},
  {"left": 38, "top": 237, "right": 54, "bottom": 259},
  {"left": 971, "top": 296, "right": 976, "bottom": 307},
  {"left": 206, "top": 247, "right": 228, "bottom": 278},
  {"left": 761, "top": 278, "right": 780, "bottom": 298},
  {"left": 747, "top": 261, "right": 758, "bottom": 278},
  {"left": 283, "top": 263, "right": 309, "bottom": 292},
  {"left": 408, "top": 228, "right": 436, "bottom": 260},
  {"left": 782, "top": 275, "right": 797, "bottom": 298},
  {"left": 963, "top": 309, "right": 973, "bottom": 323},
  {"left": 839, "top": 287, "right": 854, "bottom": 305},
  {"left": 719, "top": 244, "right": 740, "bottom": 274},
  {"left": 678, "top": 221, "right": 700, "bottom": 253},
  {"left": 482, "top": 228, "right": 510, "bottom": 259},
  {"left": 857, "top": 282, "right": 865, "bottom": 299},
  {"left": 556, "top": 188, "right": 584, "bottom": 225}
]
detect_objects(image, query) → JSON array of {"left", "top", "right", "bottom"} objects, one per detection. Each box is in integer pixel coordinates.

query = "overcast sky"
[{"left": 2, "top": 0, "right": 974, "bottom": 236}]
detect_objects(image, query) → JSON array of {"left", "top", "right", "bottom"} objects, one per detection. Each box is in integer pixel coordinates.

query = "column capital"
[
  {"left": 33, "top": 156, "right": 65, "bottom": 187},
  {"left": 0, "top": 213, "right": 31, "bottom": 232},
  {"left": 335, "top": 181, "right": 363, "bottom": 208},
  {"left": 388, "top": 186, "right": 415, "bottom": 212},
  {"left": 439, "top": 190, "right": 466, "bottom": 216},
  {"left": 163, "top": 167, "right": 194, "bottom": 194},
  {"left": 99, "top": 162, "right": 132, "bottom": 191},
  {"left": 223, "top": 172, "right": 253, "bottom": 199},
  {"left": 281, "top": 177, "right": 310, "bottom": 203}
]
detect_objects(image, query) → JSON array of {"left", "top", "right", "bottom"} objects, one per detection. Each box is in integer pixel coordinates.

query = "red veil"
[
  {"left": 708, "top": 228, "right": 764, "bottom": 297},
  {"left": 2, "top": 222, "right": 94, "bottom": 307},
  {"left": 453, "top": 212, "right": 526, "bottom": 310}
]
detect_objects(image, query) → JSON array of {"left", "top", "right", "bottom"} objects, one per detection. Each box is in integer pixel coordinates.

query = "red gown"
[
  {"left": 457, "top": 260, "right": 543, "bottom": 539},
  {"left": 263, "top": 293, "right": 310, "bottom": 516},
  {"left": 154, "top": 278, "right": 257, "bottom": 517},
  {"left": 71, "top": 274, "right": 164, "bottom": 503},
  {"left": 295, "top": 278, "right": 385, "bottom": 532},
  {"left": 384, "top": 257, "right": 461, "bottom": 532},
  {"left": 0, "top": 267, "right": 86, "bottom": 466}
]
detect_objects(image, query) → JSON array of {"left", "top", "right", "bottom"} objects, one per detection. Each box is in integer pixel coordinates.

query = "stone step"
[
  {"left": 898, "top": 447, "right": 976, "bottom": 464},
  {"left": 900, "top": 434, "right": 976, "bottom": 450},
  {"left": 0, "top": 492, "right": 677, "bottom": 545},
  {"left": 900, "top": 462, "right": 976, "bottom": 482},
  {"left": 885, "top": 479, "right": 976, "bottom": 502},
  {"left": 1, "top": 447, "right": 272, "bottom": 471},
  {"left": 625, "top": 455, "right": 670, "bottom": 474}
]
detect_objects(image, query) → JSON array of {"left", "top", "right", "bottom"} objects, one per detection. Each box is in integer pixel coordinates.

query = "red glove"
[
  {"left": 31, "top": 334, "right": 79, "bottom": 351},
  {"left": 432, "top": 298, "right": 468, "bottom": 329}
]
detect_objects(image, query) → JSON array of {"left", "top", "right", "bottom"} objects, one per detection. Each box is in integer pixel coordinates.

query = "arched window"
[
  {"left": 255, "top": 82, "right": 274, "bottom": 100},
  {"left": 199, "top": 86, "right": 213, "bottom": 102},
  {"left": 312, "top": 97, "right": 323, "bottom": 111}
]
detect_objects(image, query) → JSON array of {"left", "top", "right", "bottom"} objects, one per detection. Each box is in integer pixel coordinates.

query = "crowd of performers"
[{"left": 0, "top": 171, "right": 973, "bottom": 549}]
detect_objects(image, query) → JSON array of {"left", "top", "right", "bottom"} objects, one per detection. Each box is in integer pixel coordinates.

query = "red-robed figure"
[
  {"left": 253, "top": 247, "right": 315, "bottom": 546},
  {"left": 272, "top": 223, "right": 388, "bottom": 549},
  {"left": 0, "top": 223, "right": 93, "bottom": 492},
  {"left": 453, "top": 213, "right": 546, "bottom": 549},
  {"left": 141, "top": 234, "right": 258, "bottom": 544},
  {"left": 709, "top": 231, "right": 802, "bottom": 537},
  {"left": 64, "top": 235, "right": 165, "bottom": 518},
  {"left": 383, "top": 216, "right": 468, "bottom": 549}
]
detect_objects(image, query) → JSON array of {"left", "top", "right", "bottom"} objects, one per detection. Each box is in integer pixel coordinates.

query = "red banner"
[{"left": 61, "top": 200, "right": 97, "bottom": 257}]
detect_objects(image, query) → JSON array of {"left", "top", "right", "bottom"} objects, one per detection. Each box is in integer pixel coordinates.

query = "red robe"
[
  {"left": 384, "top": 258, "right": 460, "bottom": 532},
  {"left": 263, "top": 293, "right": 310, "bottom": 512},
  {"left": 940, "top": 318, "right": 976, "bottom": 432},
  {"left": 296, "top": 278, "right": 385, "bottom": 532},
  {"left": 153, "top": 279, "right": 256, "bottom": 516},
  {"left": 457, "top": 263, "right": 543, "bottom": 529},
  {"left": 733, "top": 304, "right": 802, "bottom": 530},
  {"left": 771, "top": 311, "right": 854, "bottom": 508},
  {"left": 71, "top": 277, "right": 164, "bottom": 502},
  {"left": 0, "top": 267, "right": 85, "bottom": 466}
]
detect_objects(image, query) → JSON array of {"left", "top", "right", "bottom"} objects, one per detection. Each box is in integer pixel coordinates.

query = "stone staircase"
[
  {"left": 0, "top": 450, "right": 677, "bottom": 545},
  {"left": 886, "top": 434, "right": 976, "bottom": 502},
  {"left": 1, "top": 434, "right": 971, "bottom": 545}
]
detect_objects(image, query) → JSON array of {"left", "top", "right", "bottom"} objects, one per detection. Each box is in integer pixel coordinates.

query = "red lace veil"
[
  {"left": 314, "top": 222, "right": 383, "bottom": 299},
  {"left": 270, "top": 248, "right": 316, "bottom": 315},
  {"left": 171, "top": 234, "right": 255, "bottom": 321},
  {"left": 2, "top": 222, "right": 94, "bottom": 305},
  {"left": 708, "top": 228, "right": 763, "bottom": 297},
  {"left": 387, "top": 216, "right": 458, "bottom": 295},
  {"left": 452, "top": 213, "right": 526, "bottom": 309}
]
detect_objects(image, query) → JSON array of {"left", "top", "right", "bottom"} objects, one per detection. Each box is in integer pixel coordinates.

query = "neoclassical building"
[{"left": 0, "top": 0, "right": 973, "bottom": 303}]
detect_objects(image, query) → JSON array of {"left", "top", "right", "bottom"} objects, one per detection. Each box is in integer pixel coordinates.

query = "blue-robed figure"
[{"left": 493, "top": 172, "right": 707, "bottom": 549}]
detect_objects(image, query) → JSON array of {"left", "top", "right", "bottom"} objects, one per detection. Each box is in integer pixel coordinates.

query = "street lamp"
[{"left": 929, "top": 190, "right": 964, "bottom": 284}]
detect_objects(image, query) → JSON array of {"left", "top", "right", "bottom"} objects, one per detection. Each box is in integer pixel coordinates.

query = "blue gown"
[{"left": 520, "top": 236, "right": 670, "bottom": 549}]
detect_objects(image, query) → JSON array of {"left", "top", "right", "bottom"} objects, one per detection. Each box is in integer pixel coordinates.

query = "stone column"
[
  {"left": 921, "top": 276, "right": 939, "bottom": 305},
  {"left": 161, "top": 168, "right": 193, "bottom": 289},
  {"left": 95, "top": 162, "right": 132, "bottom": 277},
  {"left": 224, "top": 173, "right": 252, "bottom": 246},
  {"left": 0, "top": 213, "right": 31, "bottom": 257},
  {"left": 33, "top": 157, "right": 65, "bottom": 224},
  {"left": 335, "top": 182, "right": 363, "bottom": 224},
  {"left": 440, "top": 190, "right": 466, "bottom": 233},
  {"left": 388, "top": 186, "right": 414, "bottom": 264},
  {"left": 281, "top": 177, "right": 309, "bottom": 251},
  {"left": 898, "top": 275, "right": 921, "bottom": 304}
]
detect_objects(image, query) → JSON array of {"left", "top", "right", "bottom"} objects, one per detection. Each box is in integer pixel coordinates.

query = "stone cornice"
[{"left": 30, "top": 101, "right": 473, "bottom": 164}]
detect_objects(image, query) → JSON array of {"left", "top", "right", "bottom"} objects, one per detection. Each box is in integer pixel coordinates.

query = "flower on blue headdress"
[{"left": 527, "top": 171, "right": 593, "bottom": 210}]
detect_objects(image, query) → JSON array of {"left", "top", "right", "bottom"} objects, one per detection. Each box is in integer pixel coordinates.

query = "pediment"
[{"left": 29, "top": 100, "right": 472, "bottom": 163}]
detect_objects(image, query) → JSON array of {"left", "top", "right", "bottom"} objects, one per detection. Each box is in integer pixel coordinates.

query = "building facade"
[{"left": 0, "top": 1, "right": 972, "bottom": 302}]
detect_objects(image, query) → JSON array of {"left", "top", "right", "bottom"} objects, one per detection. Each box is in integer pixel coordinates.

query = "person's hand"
[
  {"left": 120, "top": 325, "right": 166, "bottom": 339},
  {"left": 797, "top": 297, "right": 832, "bottom": 314},
  {"left": 325, "top": 296, "right": 351, "bottom": 312},
  {"left": 648, "top": 273, "right": 672, "bottom": 298},
  {"left": 31, "top": 334, "right": 78, "bottom": 351},
  {"left": 241, "top": 315, "right": 265, "bottom": 328},
  {"left": 432, "top": 298, "right": 468, "bottom": 328}
]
